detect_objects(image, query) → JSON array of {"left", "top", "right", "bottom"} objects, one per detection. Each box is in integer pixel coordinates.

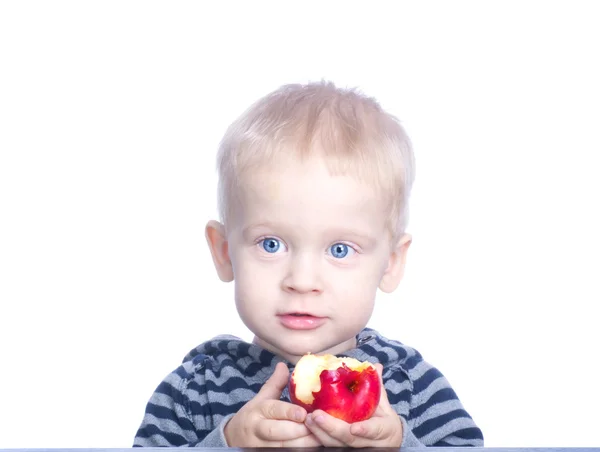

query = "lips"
[{"left": 278, "top": 312, "right": 326, "bottom": 330}]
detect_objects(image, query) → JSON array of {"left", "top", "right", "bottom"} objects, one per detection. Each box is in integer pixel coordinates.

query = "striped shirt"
[{"left": 133, "top": 328, "right": 483, "bottom": 447}]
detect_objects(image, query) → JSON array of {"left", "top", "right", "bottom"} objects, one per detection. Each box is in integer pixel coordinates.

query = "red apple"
[{"left": 288, "top": 353, "right": 381, "bottom": 423}]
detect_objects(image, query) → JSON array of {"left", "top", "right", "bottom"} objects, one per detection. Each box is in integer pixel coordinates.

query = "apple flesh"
[{"left": 288, "top": 354, "right": 381, "bottom": 423}]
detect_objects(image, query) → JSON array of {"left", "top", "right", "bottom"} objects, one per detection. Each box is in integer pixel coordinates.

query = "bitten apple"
[{"left": 288, "top": 353, "right": 381, "bottom": 423}]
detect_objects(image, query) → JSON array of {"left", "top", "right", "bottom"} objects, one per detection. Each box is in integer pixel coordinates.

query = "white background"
[{"left": 1, "top": 1, "right": 599, "bottom": 448}]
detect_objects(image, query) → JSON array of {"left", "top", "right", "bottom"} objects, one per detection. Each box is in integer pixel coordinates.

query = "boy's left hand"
[{"left": 303, "top": 363, "right": 403, "bottom": 448}]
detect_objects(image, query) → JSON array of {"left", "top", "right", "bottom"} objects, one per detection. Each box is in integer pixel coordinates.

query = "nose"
[{"left": 282, "top": 252, "right": 323, "bottom": 294}]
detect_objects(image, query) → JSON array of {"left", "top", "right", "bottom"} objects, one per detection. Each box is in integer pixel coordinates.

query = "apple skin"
[{"left": 288, "top": 357, "right": 381, "bottom": 423}]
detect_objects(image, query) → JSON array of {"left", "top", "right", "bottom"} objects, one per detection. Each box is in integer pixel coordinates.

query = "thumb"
[
  {"left": 256, "top": 362, "right": 290, "bottom": 401},
  {"left": 374, "top": 363, "right": 384, "bottom": 380},
  {"left": 373, "top": 363, "right": 393, "bottom": 412}
]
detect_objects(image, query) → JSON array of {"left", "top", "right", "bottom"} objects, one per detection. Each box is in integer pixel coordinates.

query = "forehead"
[{"left": 232, "top": 157, "right": 388, "bottom": 234}]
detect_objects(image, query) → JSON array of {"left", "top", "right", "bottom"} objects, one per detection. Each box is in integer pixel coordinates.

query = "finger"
[
  {"left": 349, "top": 414, "right": 403, "bottom": 445},
  {"left": 349, "top": 417, "right": 389, "bottom": 440},
  {"left": 304, "top": 411, "right": 349, "bottom": 447},
  {"left": 282, "top": 433, "right": 322, "bottom": 448},
  {"left": 256, "top": 419, "right": 312, "bottom": 441},
  {"left": 260, "top": 399, "right": 306, "bottom": 422},
  {"left": 255, "top": 362, "right": 290, "bottom": 401}
]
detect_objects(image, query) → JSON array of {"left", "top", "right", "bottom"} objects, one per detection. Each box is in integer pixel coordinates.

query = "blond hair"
[{"left": 216, "top": 80, "right": 415, "bottom": 240}]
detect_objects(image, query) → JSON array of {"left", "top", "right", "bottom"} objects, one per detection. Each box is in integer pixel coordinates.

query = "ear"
[
  {"left": 205, "top": 220, "right": 234, "bottom": 282},
  {"left": 379, "top": 233, "right": 412, "bottom": 293}
]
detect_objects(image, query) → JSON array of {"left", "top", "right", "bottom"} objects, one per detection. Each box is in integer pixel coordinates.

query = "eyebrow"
[
  {"left": 242, "top": 222, "right": 279, "bottom": 235},
  {"left": 241, "top": 222, "right": 284, "bottom": 241},
  {"left": 331, "top": 229, "right": 377, "bottom": 248},
  {"left": 242, "top": 223, "right": 377, "bottom": 248}
]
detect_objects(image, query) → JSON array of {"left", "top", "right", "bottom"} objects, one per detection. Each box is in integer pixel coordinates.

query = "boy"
[{"left": 133, "top": 81, "right": 484, "bottom": 448}]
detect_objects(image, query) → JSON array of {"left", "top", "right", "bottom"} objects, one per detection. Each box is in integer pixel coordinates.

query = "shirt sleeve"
[
  {"left": 133, "top": 358, "right": 230, "bottom": 447},
  {"left": 402, "top": 359, "right": 484, "bottom": 447}
]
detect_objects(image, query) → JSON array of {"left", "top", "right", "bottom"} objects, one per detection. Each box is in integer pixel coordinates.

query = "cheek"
[
  {"left": 341, "top": 258, "right": 385, "bottom": 287},
  {"left": 328, "top": 267, "right": 379, "bottom": 306},
  {"left": 333, "top": 283, "right": 376, "bottom": 327},
  {"left": 231, "top": 250, "right": 282, "bottom": 293}
]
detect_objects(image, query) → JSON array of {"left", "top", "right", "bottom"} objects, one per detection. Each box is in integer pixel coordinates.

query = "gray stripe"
[
  {"left": 413, "top": 373, "right": 451, "bottom": 405},
  {"left": 419, "top": 417, "right": 480, "bottom": 445},
  {"left": 411, "top": 399, "right": 466, "bottom": 429}
]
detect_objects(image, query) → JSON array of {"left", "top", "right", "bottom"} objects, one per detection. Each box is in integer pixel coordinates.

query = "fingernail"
[
  {"left": 305, "top": 414, "right": 313, "bottom": 426},
  {"left": 294, "top": 410, "right": 303, "bottom": 421},
  {"left": 314, "top": 414, "right": 324, "bottom": 424}
]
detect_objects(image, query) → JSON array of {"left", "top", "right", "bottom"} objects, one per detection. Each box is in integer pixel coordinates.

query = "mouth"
[
  {"left": 281, "top": 312, "right": 323, "bottom": 318},
  {"left": 278, "top": 312, "right": 327, "bottom": 330}
]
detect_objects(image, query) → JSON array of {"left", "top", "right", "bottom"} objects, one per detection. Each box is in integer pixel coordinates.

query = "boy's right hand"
[{"left": 224, "top": 362, "right": 320, "bottom": 447}]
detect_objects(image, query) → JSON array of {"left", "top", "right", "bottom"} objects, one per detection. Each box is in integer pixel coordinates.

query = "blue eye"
[
  {"left": 260, "top": 238, "right": 283, "bottom": 253},
  {"left": 329, "top": 243, "right": 354, "bottom": 259}
]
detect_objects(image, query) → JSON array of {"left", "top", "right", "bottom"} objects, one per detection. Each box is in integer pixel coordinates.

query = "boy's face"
[{"left": 207, "top": 155, "right": 410, "bottom": 363}]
